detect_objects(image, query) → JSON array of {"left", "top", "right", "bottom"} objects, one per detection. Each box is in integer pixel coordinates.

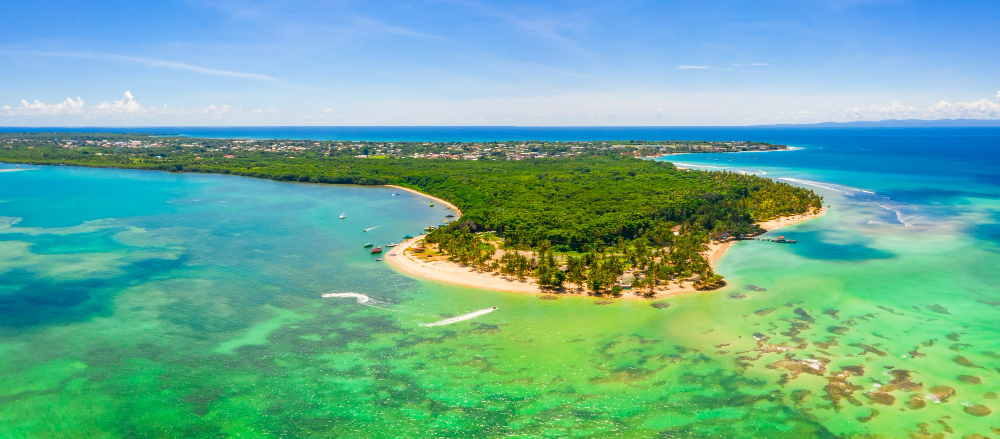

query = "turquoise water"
[{"left": 1, "top": 128, "right": 999, "bottom": 437}]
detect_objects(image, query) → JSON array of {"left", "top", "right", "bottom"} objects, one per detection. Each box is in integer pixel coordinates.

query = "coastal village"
[{"left": 1, "top": 133, "right": 788, "bottom": 161}]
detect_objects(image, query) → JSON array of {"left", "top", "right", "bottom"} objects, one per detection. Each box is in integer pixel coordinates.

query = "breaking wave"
[
  {"left": 780, "top": 178, "right": 919, "bottom": 226},
  {"left": 671, "top": 162, "right": 727, "bottom": 170}
]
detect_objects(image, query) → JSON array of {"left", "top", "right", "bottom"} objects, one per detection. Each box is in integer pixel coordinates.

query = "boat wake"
[
  {"left": 322, "top": 292, "right": 434, "bottom": 316},
  {"left": 322, "top": 292, "right": 377, "bottom": 303},
  {"left": 321, "top": 292, "right": 397, "bottom": 311},
  {"left": 420, "top": 307, "right": 498, "bottom": 327},
  {"left": 363, "top": 226, "right": 379, "bottom": 232}
]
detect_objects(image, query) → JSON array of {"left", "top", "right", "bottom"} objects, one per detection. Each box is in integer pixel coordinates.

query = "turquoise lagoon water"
[{"left": 1, "top": 128, "right": 999, "bottom": 437}]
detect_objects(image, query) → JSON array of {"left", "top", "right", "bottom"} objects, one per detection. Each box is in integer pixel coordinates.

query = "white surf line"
[
  {"left": 420, "top": 307, "right": 498, "bottom": 327},
  {"left": 671, "top": 162, "right": 727, "bottom": 169},
  {"left": 779, "top": 177, "right": 855, "bottom": 195},
  {"left": 780, "top": 177, "right": 876, "bottom": 195},
  {"left": 781, "top": 177, "right": 913, "bottom": 225},
  {"left": 873, "top": 202, "right": 912, "bottom": 226}
]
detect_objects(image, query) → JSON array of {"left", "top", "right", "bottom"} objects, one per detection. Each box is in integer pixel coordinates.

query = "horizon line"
[{"left": 2, "top": 118, "right": 1000, "bottom": 130}]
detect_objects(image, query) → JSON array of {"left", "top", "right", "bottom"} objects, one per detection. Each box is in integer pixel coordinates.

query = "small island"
[{"left": 0, "top": 132, "right": 823, "bottom": 298}]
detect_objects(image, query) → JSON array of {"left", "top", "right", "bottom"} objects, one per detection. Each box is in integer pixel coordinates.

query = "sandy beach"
[
  {"left": 385, "top": 188, "right": 826, "bottom": 299},
  {"left": 384, "top": 185, "right": 462, "bottom": 216}
]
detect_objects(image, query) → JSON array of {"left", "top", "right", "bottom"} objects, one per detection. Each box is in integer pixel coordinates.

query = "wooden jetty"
[{"left": 738, "top": 234, "right": 797, "bottom": 244}]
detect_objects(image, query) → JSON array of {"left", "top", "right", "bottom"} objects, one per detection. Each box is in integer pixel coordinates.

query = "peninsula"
[
  {"left": 386, "top": 207, "right": 825, "bottom": 299},
  {"left": 0, "top": 132, "right": 823, "bottom": 297}
]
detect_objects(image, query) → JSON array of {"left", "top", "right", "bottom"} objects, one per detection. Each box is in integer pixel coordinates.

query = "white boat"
[{"left": 339, "top": 212, "right": 346, "bottom": 219}]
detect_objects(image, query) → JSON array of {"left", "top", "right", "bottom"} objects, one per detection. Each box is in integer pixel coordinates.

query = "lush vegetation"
[{"left": 0, "top": 135, "right": 822, "bottom": 297}]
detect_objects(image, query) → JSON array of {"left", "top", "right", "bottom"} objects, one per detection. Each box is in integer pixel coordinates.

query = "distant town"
[{"left": 0, "top": 132, "right": 789, "bottom": 161}]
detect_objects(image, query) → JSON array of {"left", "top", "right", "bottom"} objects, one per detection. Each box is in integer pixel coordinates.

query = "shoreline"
[
  {"left": 646, "top": 146, "right": 798, "bottom": 160},
  {"left": 384, "top": 185, "right": 462, "bottom": 216},
  {"left": 385, "top": 186, "right": 827, "bottom": 299}
]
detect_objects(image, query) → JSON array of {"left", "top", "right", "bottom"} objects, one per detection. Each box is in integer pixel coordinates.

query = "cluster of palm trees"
[{"left": 426, "top": 224, "right": 727, "bottom": 297}]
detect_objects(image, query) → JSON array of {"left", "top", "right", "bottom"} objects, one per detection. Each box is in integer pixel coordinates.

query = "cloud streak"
[
  {"left": 677, "top": 65, "right": 710, "bottom": 69},
  {"left": 443, "top": 0, "right": 597, "bottom": 59},
  {"left": 2, "top": 50, "right": 279, "bottom": 81}
]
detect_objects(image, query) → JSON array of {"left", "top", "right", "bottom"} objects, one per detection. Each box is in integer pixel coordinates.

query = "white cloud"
[
  {"left": 4, "top": 89, "right": 997, "bottom": 126},
  {"left": 11, "top": 96, "right": 86, "bottom": 116},
  {"left": 749, "top": 62, "right": 772, "bottom": 66},
  {"left": 925, "top": 98, "right": 999, "bottom": 119},
  {"left": 5, "top": 91, "right": 145, "bottom": 117},
  {"left": 677, "top": 65, "right": 710, "bottom": 69},
  {"left": 843, "top": 100, "right": 919, "bottom": 120},
  {"left": 842, "top": 97, "right": 999, "bottom": 121},
  {"left": 94, "top": 91, "right": 143, "bottom": 113},
  {"left": 203, "top": 104, "right": 234, "bottom": 114},
  {"left": 0, "top": 91, "right": 259, "bottom": 122}
]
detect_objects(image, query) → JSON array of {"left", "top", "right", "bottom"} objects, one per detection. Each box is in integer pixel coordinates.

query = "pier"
[{"left": 738, "top": 235, "right": 797, "bottom": 244}]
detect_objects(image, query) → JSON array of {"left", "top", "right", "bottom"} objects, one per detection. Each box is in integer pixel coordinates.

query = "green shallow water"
[{"left": 1, "top": 160, "right": 998, "bottom": 438}]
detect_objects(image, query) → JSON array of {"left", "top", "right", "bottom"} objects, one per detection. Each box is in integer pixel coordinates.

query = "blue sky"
[{"left": 1, "top": 0, "right": 998, "bottom": 126}]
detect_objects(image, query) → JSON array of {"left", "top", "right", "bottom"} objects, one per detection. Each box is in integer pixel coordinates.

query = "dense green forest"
[{"left": 0, "top": 136, "right": 822, "bottom": 297}]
